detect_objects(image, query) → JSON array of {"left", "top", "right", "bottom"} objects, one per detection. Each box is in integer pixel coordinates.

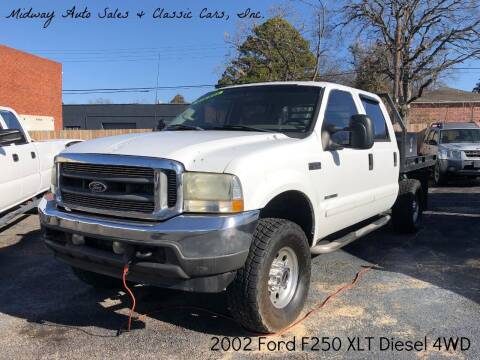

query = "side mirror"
[
  {"left": 428, "top": 139, "right": 437, "bottom": 145},
  {"left": 349, "top": 114, "right": 374, "bottom": 149},
  {"left": 0, "top": 129, "right": 26, "bottom": 146}
]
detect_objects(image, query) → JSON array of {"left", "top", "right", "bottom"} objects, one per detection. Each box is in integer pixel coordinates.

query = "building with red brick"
[
  {"left": 409, "top": 87, "right": 480, "bottom": 131},
  {"left": 0, "top": 45, "right": 62, "bottom": 130}
]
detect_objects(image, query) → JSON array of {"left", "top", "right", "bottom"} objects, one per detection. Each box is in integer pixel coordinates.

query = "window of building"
[{"left": 102, "top": 122, "right": 136, "bottom": 129}]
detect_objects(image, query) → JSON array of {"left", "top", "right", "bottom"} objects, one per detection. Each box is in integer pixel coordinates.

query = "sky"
[{"left": 1, "top": 0, "right": 479, "bottom": 105}]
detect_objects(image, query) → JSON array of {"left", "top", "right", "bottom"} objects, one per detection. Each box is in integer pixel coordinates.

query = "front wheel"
[
  {"left": 434, "top": 162, "right": 448, "bottom": 186},
  {"left": 227, "top": 218, "right": 311, "bottom": 334}
]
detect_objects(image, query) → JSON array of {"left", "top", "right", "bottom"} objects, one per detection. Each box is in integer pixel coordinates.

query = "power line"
[{"left": 62, "top": 84, "right": 216, "bottom": 95}]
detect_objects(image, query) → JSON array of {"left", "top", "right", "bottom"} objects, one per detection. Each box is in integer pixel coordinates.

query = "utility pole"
[
  {"left": 154, "top": 53, "right": 160, "bottom": 127},
  {"left": 154, "top": 53, "right": 160, "bottom": 105}
]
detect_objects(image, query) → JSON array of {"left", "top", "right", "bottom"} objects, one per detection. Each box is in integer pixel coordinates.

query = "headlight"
[
  {"left": 50, "top": 163, "right": 58, "bottom": 194},
  {"left": 447, "top": 150, "right": 462, "bottom": 159},
  {"left": 183, "top": 172, "right": 244, "bottom": 213},
  {"left": 438, "top": 149, "right": 448, "bottom": 159}
]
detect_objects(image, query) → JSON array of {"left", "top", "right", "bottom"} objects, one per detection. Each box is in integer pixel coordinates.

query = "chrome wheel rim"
[{"left": 268, "top": 246, "right": 299, "bottom": 309}]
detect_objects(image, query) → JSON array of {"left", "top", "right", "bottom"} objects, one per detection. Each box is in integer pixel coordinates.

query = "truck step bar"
[
  {"left": 310, "top": 215, "right": 391, "bottom": 255},
  {"left": 0, "top": 197, "right": 41, "bottom": 229}
]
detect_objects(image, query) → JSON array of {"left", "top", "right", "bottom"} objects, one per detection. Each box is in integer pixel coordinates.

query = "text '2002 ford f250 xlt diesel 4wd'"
[{"left": 39, "top": 82, "right": 435, "bottom": 333}]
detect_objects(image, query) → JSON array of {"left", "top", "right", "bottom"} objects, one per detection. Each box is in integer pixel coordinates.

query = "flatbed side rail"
[
  {"left": 377, "top": 93, "right": 435, "bottom": 174},
  {"left": 403, "top": 154, "right": 437, "bottom": 173}
]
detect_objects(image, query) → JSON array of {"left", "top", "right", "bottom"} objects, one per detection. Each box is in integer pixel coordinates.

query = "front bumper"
[
  {"left": 439, "top": 159, "right": 480, "bottom": 176},
  {"left": 39, "top": 197, "right": 259, "bottom": 292}
]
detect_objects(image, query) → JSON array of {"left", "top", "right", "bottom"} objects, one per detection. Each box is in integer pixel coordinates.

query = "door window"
[
  {"left": 323, "top": 90, "right": 359, "bottom": 145},
  {"left": 360, "top": 97, "right": 389, "bottom": 140},
  {"left": 0, "top": 110, "right": 27, "bottom": 145},
  {"left": 0, "top": 110, "right": 23, "bottom": 130},
  {"left": 432, "top": 131, "right": 440, "bottom": 145}
]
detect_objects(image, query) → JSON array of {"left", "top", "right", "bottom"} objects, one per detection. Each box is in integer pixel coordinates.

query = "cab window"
[
  {"left": 0, "top": 110, "right": 28, "bottom": 145},
  {"left": 323, "top": 90, "right": 359, "bottom": 145},
  {"left": 360, "top": 97, "right": 389, "bottom": 140}
]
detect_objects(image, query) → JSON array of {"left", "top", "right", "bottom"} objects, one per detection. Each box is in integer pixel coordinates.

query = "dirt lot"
[{"left": 0, "top": 182, "right": 479, "bottom": 359}]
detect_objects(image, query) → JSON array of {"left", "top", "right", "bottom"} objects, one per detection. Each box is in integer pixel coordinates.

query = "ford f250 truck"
[
  {"left": 39, "top": 82, "right": 435, "bottom": 333},
  {"left": 0, "top": 106, "right": 79, "bottom": 227}
]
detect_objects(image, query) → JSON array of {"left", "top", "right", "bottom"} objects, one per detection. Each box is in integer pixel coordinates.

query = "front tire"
[
  {"left": 434, "top": 162, "right": 448, "bottom": 186},
  {"left": 227, "top": 218, "right": 311, "bottom": 334},
  {"left": 391, "top": 179, "right": 423, "bottom": 233}
]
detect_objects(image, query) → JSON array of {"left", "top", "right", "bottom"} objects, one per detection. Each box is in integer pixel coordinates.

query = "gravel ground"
[{"left": 0, "top": 181, "right": 479, "bottom": 359}]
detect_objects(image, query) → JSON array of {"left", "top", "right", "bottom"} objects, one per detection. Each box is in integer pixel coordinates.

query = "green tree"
[
  {"left": 219, "top": 17, "right": 316, "bottom": 85},
  {"left": 169, "top": 94, "right": 186, "bottom": 104}
]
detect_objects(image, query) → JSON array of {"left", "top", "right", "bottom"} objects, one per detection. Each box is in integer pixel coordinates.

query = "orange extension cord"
[
  {"left": 122, "top": 264, "right": 136, "bottom": 332},
  {"left": 121, "top": 262, "right": 376, "bottom": 336}
]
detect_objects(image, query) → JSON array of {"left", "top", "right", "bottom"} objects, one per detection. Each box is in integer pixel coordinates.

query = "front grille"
[
  {"left": 59, "top": 161, "right": 178, "bottom": 218},
  {"left": 465, "top": 150, "right": 480, "bottom": 158},
  {"left": 62, "top": 163, "right": 154, "bottom": 178},
  {"left": 61, "top": 192, "right": 155, "bottom": 213},
  {"left": 165, "top": 170, "right": 177, "bottom": 207}
]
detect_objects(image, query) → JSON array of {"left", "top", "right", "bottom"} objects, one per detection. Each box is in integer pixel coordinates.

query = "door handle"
[
  {"left": 31, "top": 151, "right": 36, "bottom": 159},
  {"left": 12, "top": 153, "right": 19, "bottom": 162},
  {"left": 368, "top": 153, "right": 373, "bottom": 170}
]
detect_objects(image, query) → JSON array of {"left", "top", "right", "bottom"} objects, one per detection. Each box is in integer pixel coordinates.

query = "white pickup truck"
[
  {"left": 0, "top": 106, "right": 79, "bottom": 226},
  {"left": 39, "top": 82, "right": 435, "bottom": 333}
]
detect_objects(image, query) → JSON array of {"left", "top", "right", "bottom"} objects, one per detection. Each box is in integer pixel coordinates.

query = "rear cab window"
[{"left": 360, "top": 96, "right": 389, "bottom": 141}]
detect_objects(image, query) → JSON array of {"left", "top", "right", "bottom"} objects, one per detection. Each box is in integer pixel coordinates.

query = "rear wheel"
[
  {"left": 391, "top": 179, "right": 423, "bottom": 233},
  {"left": 434, "top": 162, "right": 448, "bottom": 186},
  {"left": 72, "top": 267, "right": 123, "bottom": 290},
  {"left": 227, "top": 218, "right": 311, "bottom": 333}
]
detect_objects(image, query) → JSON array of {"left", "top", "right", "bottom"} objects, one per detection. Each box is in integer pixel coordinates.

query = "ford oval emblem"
[{"left": 89, "top": 181, "right": 108, "bottom": 193}]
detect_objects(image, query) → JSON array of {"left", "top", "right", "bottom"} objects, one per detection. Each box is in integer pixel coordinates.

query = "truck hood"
[
  {"left": 440, "top": 142, "right": 480, "bottom": 150},
  {"left": 63, "top": 131, "right": 295, "bottom": 172}
]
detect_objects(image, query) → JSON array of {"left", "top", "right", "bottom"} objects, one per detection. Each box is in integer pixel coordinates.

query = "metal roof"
[{"left": 413, "top": 87, "right": 480, "bottom": 104}]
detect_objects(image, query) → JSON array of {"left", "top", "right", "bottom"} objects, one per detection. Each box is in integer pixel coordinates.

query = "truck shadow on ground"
[
  {"left": 0, "top": 187, "right": 478, "bottom": 337},
  {"left": 344, "top": 190, "right": 480, "bottom": 306},
  {"left": 0, "top": 223, "right": 248, "bottom": 337}
]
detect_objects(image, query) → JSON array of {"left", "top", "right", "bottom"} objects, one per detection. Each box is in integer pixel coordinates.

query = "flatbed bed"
[{"left": 378, "top": 93, "right": 436, "bottom": 175}]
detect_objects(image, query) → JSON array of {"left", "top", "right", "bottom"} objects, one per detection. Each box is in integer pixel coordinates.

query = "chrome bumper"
[{"left": 39, "top": 197, "right": 259, "bottom": 292}]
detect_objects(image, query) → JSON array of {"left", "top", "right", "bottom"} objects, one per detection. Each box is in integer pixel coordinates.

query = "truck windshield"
[
  {"left": 440, "top": 129, "right": 480, "bottom": 143},
  {"left": 167, "top": 85, "right": 321, "bottom": 136}
]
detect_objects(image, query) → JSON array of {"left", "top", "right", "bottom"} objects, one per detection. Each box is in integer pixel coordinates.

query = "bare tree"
[
  {"left": 295, "top": 0, "right": 334, "bottom": 80},
  {"left": 341, "top": 0, "right": 480, "bottom": 119}
]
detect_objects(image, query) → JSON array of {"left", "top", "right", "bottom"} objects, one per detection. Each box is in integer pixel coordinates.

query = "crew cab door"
[
  {"left": 315, "top": 89, "right": 395, "bottom": 238},
  {"left": 358, "top": 95, "right": 398, "bottom": 214},
  {"left": 0, "top": 114, "right": 23, "bottom": 212},
  {"left": 0, "top": 110, "right": 40, "bottom": 210}
]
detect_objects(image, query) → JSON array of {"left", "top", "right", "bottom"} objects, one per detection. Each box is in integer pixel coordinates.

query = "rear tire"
[
  {"left": 434, "top": 162, "right": 448, "bottom": 186},
  {"left": 391, "top": 179, "right": 423, "bottom": 233},
  {"left": 227, "top": 218, "right": 311, "bottom": 334},
  {"left": 72, "top": 267, "right": 123, "bottom": 290}
]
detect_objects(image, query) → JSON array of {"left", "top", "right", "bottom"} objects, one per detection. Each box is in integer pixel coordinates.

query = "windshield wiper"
[
  {"left": 164, "top": 124, "right": 204, "bottom": 131},
  {"left": 212, "top": 125, "right": 273, "bottom": 132}
]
